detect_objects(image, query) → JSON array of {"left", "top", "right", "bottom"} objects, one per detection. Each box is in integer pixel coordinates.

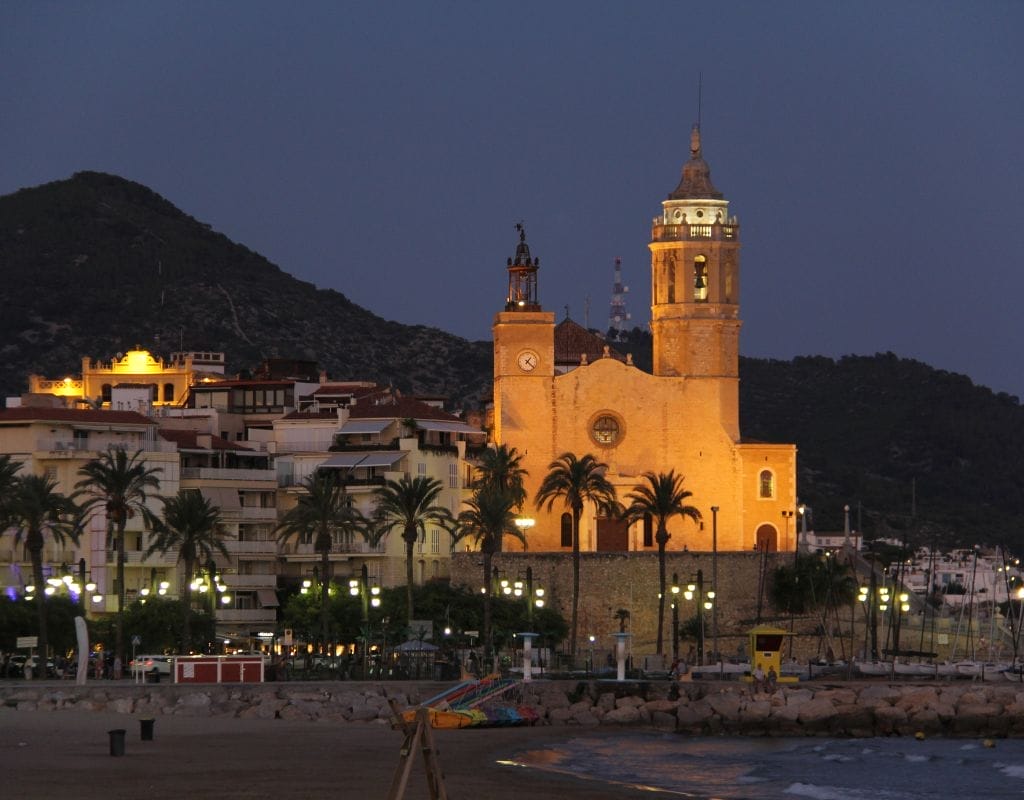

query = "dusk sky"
[{"left": 4, "top": 2, "right": 1023, "bottom": 397}]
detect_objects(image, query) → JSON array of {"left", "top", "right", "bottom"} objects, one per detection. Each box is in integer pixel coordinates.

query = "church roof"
[
  {"left": 668, "top": 125, "right": 723, "bottom": 200},
  {"left": 554, "top": 319, "right": 626, "bottom": 366}
]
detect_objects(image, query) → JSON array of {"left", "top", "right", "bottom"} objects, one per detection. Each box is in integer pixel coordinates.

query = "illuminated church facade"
[{"left": 492, "top": 127, "right": 797, "bottom": 553}]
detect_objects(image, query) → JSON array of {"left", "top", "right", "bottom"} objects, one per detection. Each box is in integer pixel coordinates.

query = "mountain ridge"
[{"left": 2, "top": 172, "right": 1022, "bottom": 551}]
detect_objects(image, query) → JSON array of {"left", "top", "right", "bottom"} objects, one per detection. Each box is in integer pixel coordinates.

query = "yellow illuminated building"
[
  {"left": 492, "top": 127, "right": 797, "bottom": 553},
  {"left": 27, "top": 348, "right": 225, "bottom": 409}
]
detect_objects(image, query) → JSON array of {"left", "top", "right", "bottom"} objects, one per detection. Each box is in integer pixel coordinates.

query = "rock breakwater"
[{"left": 3, "top": 680, "right": 1023, "bottom": 737}]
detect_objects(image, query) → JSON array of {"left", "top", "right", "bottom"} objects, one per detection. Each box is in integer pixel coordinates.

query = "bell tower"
[
  {"left": 648, "top": 125, "right": 741, "bottom": 381},
  {"left": 492, "top": 224, "right": 555, "bottom": 446}
]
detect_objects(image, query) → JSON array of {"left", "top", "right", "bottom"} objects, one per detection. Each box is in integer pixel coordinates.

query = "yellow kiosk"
[{"left": 744, "top": 625, "right": 799, "bottom": 684}]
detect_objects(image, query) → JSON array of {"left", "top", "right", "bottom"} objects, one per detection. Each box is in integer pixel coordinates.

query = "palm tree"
[
  {"left": 472, "top": 444, "right": 528, "bottom": 510},
  {"left": 0, "top": 453, "right": 23, "bottom": 529},
  {"left": 535, "top": 452, "right": 618, "bottom": 658},
  {"left": 472, "top": 445, "right": 528, "bottom": 552},
  {"left": 147, "top": 489, "right": 228, "bottom": 653},
  {"left": 372, "top": 475, "right": 454, "bottom": 625},
  {"left": 621, "top": 470, "right": 702, "bottom": 655},
  {"left": 6, "top": 474, "right": 81, "bottom": 673},
  {"left": 452, "top": 486, "right": 528, "bottom": 660},
  {"left": 75, "top": 446, "right": 163, "bottom": 666},
  {"left": 275, "top": 471, "right": 368, "bottom": 649}
]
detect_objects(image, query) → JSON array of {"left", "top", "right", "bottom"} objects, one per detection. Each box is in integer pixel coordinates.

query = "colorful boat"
[{"left": 402, "top": 674, "right": 535, "bottom": 729}]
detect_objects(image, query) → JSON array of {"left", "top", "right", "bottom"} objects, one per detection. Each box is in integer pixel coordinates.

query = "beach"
[{"left": 0, "top": 709, "right": 668, "bottom": 799}]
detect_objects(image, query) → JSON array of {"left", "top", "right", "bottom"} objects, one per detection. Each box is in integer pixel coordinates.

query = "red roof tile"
[{"left": 0, "top": 408, "right": 155, "bottom": 425}]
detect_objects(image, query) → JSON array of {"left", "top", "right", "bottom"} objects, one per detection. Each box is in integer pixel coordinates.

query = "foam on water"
[{"left": 508, "top": 734, "right": 1024, "bottom": 799}]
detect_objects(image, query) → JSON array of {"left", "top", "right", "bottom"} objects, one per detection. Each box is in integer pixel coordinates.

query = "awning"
[
  {"left": 200, "top": 486, "right": 241, "bottom": 511},
  {"left": 415, "top": 420, "right": 480, "bottom": 434},
  {"left": 338, "top": 419, "right": 391, "bottom": 435},
  {"left": 355, "top": 452, "right": 405, "bottom": 469},
  {"left": 256, "top": 588, "right": 279, "bottom": 608},
  {"left": 319, "top": 453, "right": 369, "bottom": 468}
]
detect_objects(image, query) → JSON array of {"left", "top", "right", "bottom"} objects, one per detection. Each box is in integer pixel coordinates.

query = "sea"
[{"left": 508, "top": 733, "right": 1024, "bottom": 798}]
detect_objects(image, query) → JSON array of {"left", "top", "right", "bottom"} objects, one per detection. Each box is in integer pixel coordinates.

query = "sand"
[{"left": 0, "top": 709, "right": 669, "bottom": 799}]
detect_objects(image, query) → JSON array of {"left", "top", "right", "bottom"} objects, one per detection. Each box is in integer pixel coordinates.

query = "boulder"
[{"left": 603, "top": 705, "right": 641, "bottom": 725}]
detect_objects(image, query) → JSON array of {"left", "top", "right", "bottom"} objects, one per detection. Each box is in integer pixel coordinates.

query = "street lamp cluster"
[
  {"left": 858, "top": 581, "right": 910, "bottom": 661},
  {"left": 670, "top": 570, "right": 715, "bottom": 666},
  {"left": 24, "top": 570, "right": 103, "bottom": 606}
]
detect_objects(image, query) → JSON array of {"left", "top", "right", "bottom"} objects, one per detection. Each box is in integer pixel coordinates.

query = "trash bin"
[
  {"left": 108, "top": 728, "right": 126, "bottom": 756},
  {"left": 139, "top": 718, "right": 155, "bottom": 741}
]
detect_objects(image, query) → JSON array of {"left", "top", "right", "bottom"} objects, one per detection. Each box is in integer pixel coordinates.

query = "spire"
[
  {"left": 669, "top": 123, "right": 722, "bottom": 200},
  {"left": 504, "top": 222, "right": 541, "bottom": 311}
]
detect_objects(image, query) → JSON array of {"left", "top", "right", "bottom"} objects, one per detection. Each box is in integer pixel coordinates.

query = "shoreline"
[{"left": 0, "top": 708, "right": 676, "bottom": 799}]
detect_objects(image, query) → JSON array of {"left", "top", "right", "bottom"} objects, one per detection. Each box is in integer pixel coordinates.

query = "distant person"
[
  {"left": 767, "top": 665, "right": 778, "bottom": 693},
  {"left": 113, "top": 655, "right": 122, "bottom": 680},
  {"left": 753, "top": 663, "right": 766, "bottom": 693}
]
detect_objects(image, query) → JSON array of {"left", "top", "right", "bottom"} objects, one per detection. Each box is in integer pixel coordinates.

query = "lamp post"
[
  {"left": 671, "top": 573, "right": 680, "bottom": 662},
  {"left": 710, "top": 506, "right": 719, "bottom": 664},
  {"left": 683, "top": 569, "right": 715, "bottom": 666},
  {"left": 782, "top": 510, "right": 795, "bottom": 564},
  {"left": 857, "top": 576, "right": 889, "bottom": 661},
  {"left": 349, "top": 564, "right": 380, "bottom": 678}
]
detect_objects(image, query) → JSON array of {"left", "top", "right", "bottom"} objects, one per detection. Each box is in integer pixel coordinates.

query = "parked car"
[{"left": 129, "top": 655, "right": 174, "bottom": 677}]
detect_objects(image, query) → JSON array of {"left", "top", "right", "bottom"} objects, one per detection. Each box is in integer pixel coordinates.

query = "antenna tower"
[{"left": 608, "top": 257, "right": 630, "bottom": 339}]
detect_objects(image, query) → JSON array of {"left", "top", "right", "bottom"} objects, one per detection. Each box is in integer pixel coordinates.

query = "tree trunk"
[
  {"left": 482, "top": 550, "right": 493, "bottom": 663},
  {"left": 320, "top": 547, "right": 331, "bottom": 652},
  {"left": 404, "top": 525, "right": 416, "bottom": 625},
  {"left": 656, "top": 527, "right": 668, "bottom": 655},
  {"left": 115, "top": 518, "right": 126, "bottom": 668},
  {"left": 182, "top": 556, "right": 194, "bottom": 653},
  {"left": 30, "top": 541, "right": 47, "bottom": 678},
  {"left": 570, "top": 505, "right": 581, "bottom": 659}
]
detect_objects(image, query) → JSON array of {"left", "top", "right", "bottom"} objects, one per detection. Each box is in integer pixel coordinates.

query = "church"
[{"left": 492, "top": 126, "right": 797, "bottom": 554}]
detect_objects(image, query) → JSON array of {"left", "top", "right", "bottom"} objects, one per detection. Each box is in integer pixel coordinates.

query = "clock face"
[{"left": 517, "top": 350, "right": 539, "bottom": 372}]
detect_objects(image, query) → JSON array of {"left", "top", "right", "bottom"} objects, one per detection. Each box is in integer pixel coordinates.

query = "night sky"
[{"left": 4, "top": 2, "right": 1022, "bottom": 396}]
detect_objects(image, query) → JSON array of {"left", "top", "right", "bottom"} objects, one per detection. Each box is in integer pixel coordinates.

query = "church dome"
[{"left": 668, "top": 124, "right": 723, "bottom": 200}]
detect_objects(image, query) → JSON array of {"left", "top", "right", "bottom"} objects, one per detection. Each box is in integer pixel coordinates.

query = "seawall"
[{"left": 4, "top": 679, "right": 1024, "bottom": 738}]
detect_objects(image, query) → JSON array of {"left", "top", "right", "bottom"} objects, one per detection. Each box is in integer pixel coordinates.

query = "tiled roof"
[
  {"left": 158, "top": 429, "right": 253, "bottom": 452},
  {"left": 0, "top": 408, "right": 155, "bottom": 425},
  {"left": 554, "top": 318, "right": 625, "bottom": 366},
  {"left": 348, "top": 396, "right": 461, "bottom": 423}
]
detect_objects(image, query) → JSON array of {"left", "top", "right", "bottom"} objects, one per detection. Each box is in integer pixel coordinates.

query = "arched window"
[
  {"left": 560, "top": 513, "right": 572, "bottom": 548},
  {"left": 693, "top": 255, "right": 708, "bottom": 302},
  {"left": 759, "top": 469, "right": 775, "bottom": 499},
  {"left": 642, "top": 513, "right": 654, "bottom": 548},
  {"left": 666, "top": 254, "right": 676, "bottom": 303}
]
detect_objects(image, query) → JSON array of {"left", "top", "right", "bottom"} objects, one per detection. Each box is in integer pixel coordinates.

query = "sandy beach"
[{"left": 1, "top": 708, "right": 671, "bottom": 799}]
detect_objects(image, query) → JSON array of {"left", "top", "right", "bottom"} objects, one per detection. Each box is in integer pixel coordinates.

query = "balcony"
[
  {"left": 225, "top": 540, "right": 278, "bottom": 557},
  {"left": 105, "top": 551, "right": 179, "bottom": 566},
  {"left": 650, "top": 222, "right": 738, "bottom": 243},
  {"left": 35, "top": 437, "right": 178, "bottom": 455},
  {"left": 222, "top": 573, "right": 278, "bottom": 589},
  {"left": 237, "top": 506, "right": 278, "bottom": 521},
  {"left": 280, "top": 541, "right": 384, "bottom": 558},
  {"left": 180, "top": 467, "right": 277, "bottom": 482},
  {"left": 215, "top": 609, "right": 278, "bottom": 624}
]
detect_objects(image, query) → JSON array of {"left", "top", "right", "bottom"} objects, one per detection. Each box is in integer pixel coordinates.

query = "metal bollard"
[
  {"left": 139, "top": 718, "right": 155, "bottom": 741},
  {"left": 108, "top": 728, "right": 126, "bottom": 756}
]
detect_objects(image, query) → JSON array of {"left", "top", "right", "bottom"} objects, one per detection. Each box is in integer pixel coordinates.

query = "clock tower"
[{"left": 492, "top": 224, "right": 555, "bottom": 448}]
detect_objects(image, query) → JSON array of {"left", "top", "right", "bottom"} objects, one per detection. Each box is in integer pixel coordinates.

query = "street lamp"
[
  {"left": 710, "top": 505, "right": 719, "bottom": 663},
  {"left": 683, "top": 569, "right": 715, "bottom": 666},
  {"left": 671, "top": 573, "right": 681, "bottom": 662}
]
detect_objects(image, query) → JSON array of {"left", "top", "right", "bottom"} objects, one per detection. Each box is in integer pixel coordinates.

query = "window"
[
  {"left": 101, "top": 383, "right": 112, "bottom": 404},
  {"left": 590, "top": 414, "right": 622, "bottom": 446},
  {"left": 667, "top": 255, "right": 676, "bottom": 303},
  {"left": 560, "top": 513, "right": 572, "bottom": 548},
  {"left": 430, "top": 528, "right": 440, "bottom": 554},
  {"left": 693, "top": 256, "right": 708, "bottom": 302},
  {"left": 417, "top": 462, "right": 426, "bottom": 476},
  {"left": 449, "top": 463, "right": 458, "bottom": 488},
  {"left": 163, "top": 383, "right": 174, "bottom": 402},
  {"left": 642, "top": 513, "right": 654, "bottom": 547},
  {"left": 759, "top": 469, "right": 775, "bottom": 499},
  {"left": 44, "top": 466, "right": 57, "bottom": 482}
]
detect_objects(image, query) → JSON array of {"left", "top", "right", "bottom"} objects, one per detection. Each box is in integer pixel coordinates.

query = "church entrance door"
[
  {"left": 755, "top": 524, "right": 778, "bottom": 552},
  {"left": 596, "top": 517, "right": 629, "bottom": 552}
]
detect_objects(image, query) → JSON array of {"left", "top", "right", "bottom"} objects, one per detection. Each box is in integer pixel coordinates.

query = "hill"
[
  {"left": 0, "top": 171, "right": 492, "bottom": 406},
  {"left": 3, "top": 173, "right": 1023, "bottom": 552}
]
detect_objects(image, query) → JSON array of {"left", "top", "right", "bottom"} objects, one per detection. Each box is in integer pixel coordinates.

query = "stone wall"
[
  {"left": 4, "top": 680, "right": 1024, "bottom": 738},
  {"left": 452, "top": 550, "right": 826, "bottom": 662}
]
